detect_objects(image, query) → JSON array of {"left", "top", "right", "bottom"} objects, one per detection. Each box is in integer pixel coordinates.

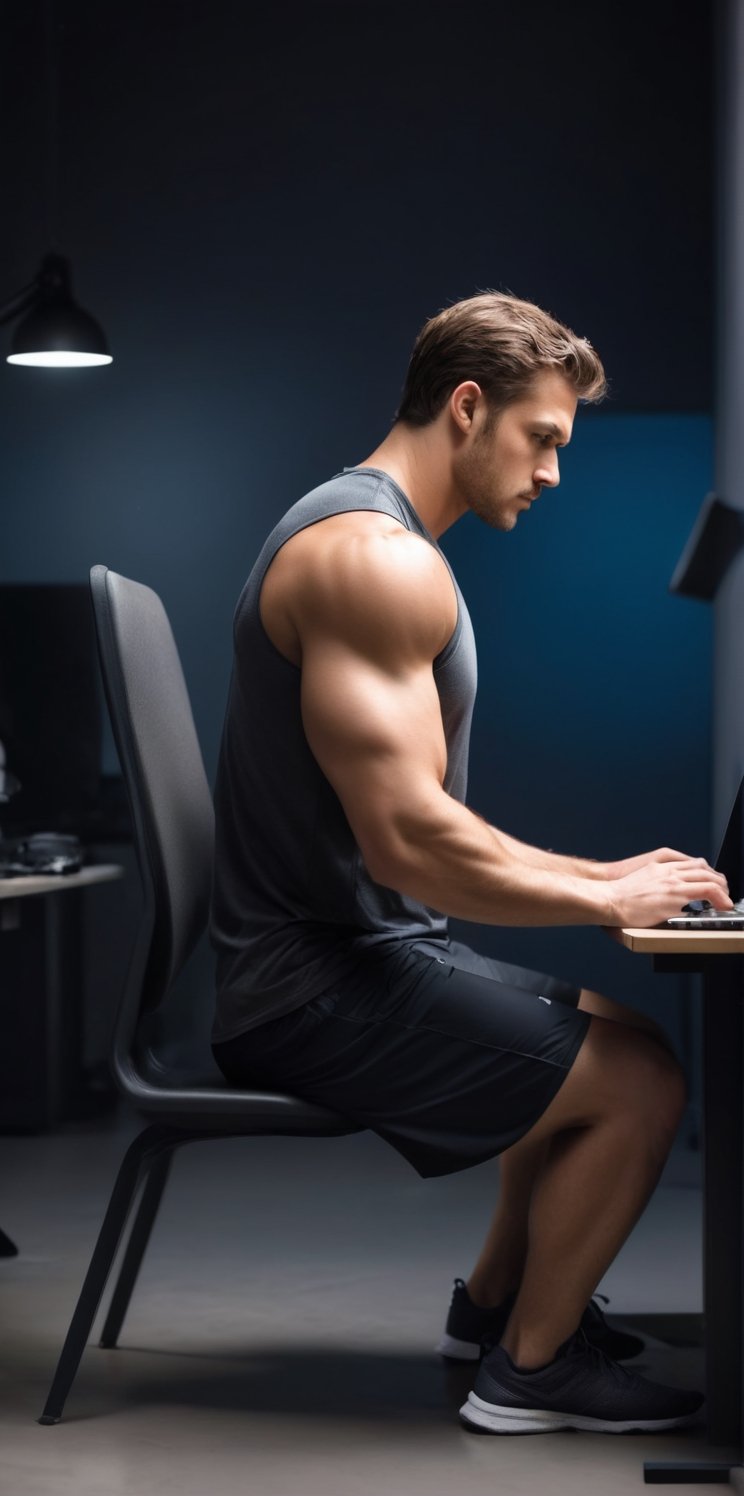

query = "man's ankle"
[{"left": 499, "top": 1327, "right": 562, "bottom": 1371}]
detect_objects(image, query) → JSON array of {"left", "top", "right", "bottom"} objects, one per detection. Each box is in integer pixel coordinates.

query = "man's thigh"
[
  {"left": 215, "top": 944, "right": 592, "bottom": 1178},
  {"left": 421, "top": 938, "right": 582, "bottom": 1009}
]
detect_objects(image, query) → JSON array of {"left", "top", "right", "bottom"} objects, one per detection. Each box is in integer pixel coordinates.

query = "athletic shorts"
[{"left": 212, "top": 938, "right": 591, "bottom": 1179}]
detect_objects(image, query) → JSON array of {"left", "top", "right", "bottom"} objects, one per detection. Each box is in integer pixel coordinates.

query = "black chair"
[{"left": 39, "top": 565, "right": 362, "bottom": 1425}]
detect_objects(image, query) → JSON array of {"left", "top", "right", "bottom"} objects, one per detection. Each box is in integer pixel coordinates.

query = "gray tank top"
[{"left": 210, "top": 467, "right": 478, "bottom": 1040}]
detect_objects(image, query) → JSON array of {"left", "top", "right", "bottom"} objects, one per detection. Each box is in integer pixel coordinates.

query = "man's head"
[
  {"left": 393, "top": 292, "right": 607, "bottom": 533},
  {"left": 395, "top": 290, "right": 607, "bottom": 428}
]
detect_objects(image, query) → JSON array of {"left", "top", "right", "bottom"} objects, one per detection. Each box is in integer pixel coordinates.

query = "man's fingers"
[
  {"left": 652, "top": 867, "right": 727, "bottom": 885},
  {"left": 676, "top": 877, "right": 733, "bottom": 909},
  {"left": 649, "top": 848, "right": 703, "bottom": 863}
]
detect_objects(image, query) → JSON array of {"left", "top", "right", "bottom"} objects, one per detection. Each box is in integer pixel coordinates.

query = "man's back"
[{"left": 209, "top": 466, "right": 477, "bottom": 1041}]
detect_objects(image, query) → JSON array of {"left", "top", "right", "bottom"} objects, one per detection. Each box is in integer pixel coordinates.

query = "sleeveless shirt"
[{"left": 210, "top": 467, "right": 478, "bottom": 1040}]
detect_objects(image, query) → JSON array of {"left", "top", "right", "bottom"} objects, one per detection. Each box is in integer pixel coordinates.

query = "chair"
[{"left": 38, "top": 565, "right": 362, "bottom": 1425}]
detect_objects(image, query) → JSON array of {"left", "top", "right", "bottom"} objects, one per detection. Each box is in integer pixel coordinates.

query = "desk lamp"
[{"left": 0, "top": 253, "right": 112, "bottom": 368}]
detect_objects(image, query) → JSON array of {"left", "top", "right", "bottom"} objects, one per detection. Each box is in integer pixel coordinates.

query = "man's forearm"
[
  {"left": 373, "top": 793, "right": 613, "bottom": 926},
  {"left": 489, "top": 824, "right": 609, "bottom": 881}
]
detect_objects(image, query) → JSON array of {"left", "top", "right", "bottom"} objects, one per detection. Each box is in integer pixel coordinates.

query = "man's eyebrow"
[{"left": 534, "top": 420, "right": 570, "bottom": 443}]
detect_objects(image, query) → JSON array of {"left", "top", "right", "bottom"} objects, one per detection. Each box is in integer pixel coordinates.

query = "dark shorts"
[{"left": 212, "top": 939, "right": 591, "bottom": 1179}]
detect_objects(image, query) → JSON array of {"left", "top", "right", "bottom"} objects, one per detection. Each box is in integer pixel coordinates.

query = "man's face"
[{"left": 454, "top": 369, "right": 578, "bottom": 532}]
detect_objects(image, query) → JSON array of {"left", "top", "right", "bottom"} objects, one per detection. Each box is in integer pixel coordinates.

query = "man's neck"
[{"left": 356, "top": 423, "right": 467, "bottom": 540}]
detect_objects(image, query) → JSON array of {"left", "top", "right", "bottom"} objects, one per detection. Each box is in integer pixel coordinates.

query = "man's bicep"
[{"left": 300, "top": 634, "right": 448, "bottom": 878}]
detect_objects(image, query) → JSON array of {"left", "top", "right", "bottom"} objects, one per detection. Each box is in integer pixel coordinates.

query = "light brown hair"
[{"left": 395, "top": 291, "right": 607, "bottom": 426}]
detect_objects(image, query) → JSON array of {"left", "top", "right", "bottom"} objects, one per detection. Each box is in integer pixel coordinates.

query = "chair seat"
[{"left": 123, "top": 1058, "right": 364, "bottom": 1135}]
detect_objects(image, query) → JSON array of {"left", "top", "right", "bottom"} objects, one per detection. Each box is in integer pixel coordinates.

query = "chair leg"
[
  {"left": 38, "top": 1125, "right": 175, "bottom": 1425},
  {"left": 0, "top": 1227, "right": 18, "bottom": 1257},
  {"left": 99, "top": 1151, "right": 173, "bottom": 1348}
]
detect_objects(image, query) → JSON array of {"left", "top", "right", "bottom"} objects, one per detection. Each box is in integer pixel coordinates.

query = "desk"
[
  {"left": 0, "top": 863, "right": 123, "bottom": 905},
  {"left": 0, "top": 864, "right": 123, "bottom": 1255},
  {"left": 614, "top": 926, "right": 744, "bottom": 1483}
]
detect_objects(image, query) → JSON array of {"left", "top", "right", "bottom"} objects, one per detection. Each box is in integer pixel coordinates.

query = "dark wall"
[
  {"left": 1, "top": 1, "right": 713, "bottom": 409},
  {"left": 0, "top": 1, "right": 715, "bottom": 1067}
]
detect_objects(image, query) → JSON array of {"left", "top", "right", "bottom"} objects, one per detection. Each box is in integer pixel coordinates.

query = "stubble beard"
[
  {"left": 466, "top": 486, "right": 517, "bottom": 531},
  {"left": 459, "top": 416, "right": 519, "bottom": 532},
  {"left": 460, "top": 453, "right": 517, "bottom": 531}
]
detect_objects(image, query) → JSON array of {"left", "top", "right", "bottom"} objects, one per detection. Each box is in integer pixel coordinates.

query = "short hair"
[{"left": 395, "top": 290, "right": 607, "bottom": 426}]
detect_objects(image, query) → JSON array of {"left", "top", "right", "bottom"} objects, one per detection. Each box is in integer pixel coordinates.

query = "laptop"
[{"left": 665, "top": 774, "right": 744, "bottom": 928}]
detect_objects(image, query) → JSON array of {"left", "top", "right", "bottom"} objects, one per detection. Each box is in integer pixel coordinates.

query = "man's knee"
[
  {"left": 635, "top": 1041, "right": 686, "bottom": 1165},
  {"left": 596, "top": 1020, "right": 686, "bottom": 1146},
  {"left": 544, "top": 1016, "right": 686, "bottom": 1143}
]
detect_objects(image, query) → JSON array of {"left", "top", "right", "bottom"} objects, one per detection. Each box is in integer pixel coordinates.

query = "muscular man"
[{"left": 211, "top": 292, "right": 727, "bottom": 1434}]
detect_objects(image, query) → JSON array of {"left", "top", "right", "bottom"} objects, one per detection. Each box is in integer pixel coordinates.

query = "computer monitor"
[{"left": 0, "top": 584, "right": 102, "bottom": 835}]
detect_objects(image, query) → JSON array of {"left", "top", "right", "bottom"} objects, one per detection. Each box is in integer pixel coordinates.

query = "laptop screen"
[{"left": 714, "top": 774, "right": 743, "bottom": 896}]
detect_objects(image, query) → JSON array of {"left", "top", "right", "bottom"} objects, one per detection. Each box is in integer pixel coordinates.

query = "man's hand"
[
  {"left": 604, "top": 847, "right": 715, "bottom": 881},
  {"left": 604, "top": 857, "right": 733, "bottom": 928}
]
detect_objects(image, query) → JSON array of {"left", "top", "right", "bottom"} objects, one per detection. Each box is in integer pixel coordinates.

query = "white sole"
[
  {"left": 460, "top": 1391, "right": 700, "bottom": 1434},
  {"left": 436, "top": 1333, "right": 480, "bottom": 1361}
]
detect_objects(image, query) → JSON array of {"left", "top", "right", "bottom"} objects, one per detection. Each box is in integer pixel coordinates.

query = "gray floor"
[{"left": 0, "top": 1110, "right": 735, "bottom": 1495}]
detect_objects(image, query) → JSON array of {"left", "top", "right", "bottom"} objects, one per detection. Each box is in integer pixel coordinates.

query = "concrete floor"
[{"left": 0, "top": 1110, "right": 735, "bottom": 1496}]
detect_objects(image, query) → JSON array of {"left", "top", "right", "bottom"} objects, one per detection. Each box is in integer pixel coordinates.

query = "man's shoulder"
[
  {"left": 282, "top": 505, "right": 445, "bottom": 595},
  {"left": 266, "top": 465, "right": 440, "bottom": 583},
  {"left": 254, "top": 468, "right": 457, "bottom": 663},
  {"left": 289, "top": 517, "right": 456, "bottom": 663}
]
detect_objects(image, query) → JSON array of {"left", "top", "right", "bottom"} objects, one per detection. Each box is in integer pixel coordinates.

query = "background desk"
[
  {"left": 0, "top": 866, "right": 123, "bottom": 903},
  {"left": 615, "top": 925, "right": 744, "bottom": 1471},
  {"left": 0, "top": 865, "right": 123, "bottom": 1258},
  {"left": 0, "top": 864, "right": 124, "bottom": 1131}
]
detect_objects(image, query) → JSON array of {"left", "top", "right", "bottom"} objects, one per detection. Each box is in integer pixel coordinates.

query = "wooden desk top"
[
  {"left": 0, "top": 864, "right": 124, "bottom": 899},
  {"left": 612, "top": 925, "right": 744, "bottom": 954}
]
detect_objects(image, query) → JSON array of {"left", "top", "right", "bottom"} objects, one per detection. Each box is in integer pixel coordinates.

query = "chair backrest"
[{"left": 90, "top": 566, "right": 214, "bottom": 1018}]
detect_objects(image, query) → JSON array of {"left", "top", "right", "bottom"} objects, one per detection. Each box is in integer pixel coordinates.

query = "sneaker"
[
  {"left": 581, "top": 1293, "right": 646, "bottom": 1361},
  {"left": 459, "top": 1330, "right": 704, "bottom": 1434},
  {"left": 437, "top": 1278, "right": 645, "bottom": 1362}
]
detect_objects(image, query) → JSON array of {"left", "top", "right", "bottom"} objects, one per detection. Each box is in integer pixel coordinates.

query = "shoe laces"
[{"left": 564, "top": 1328, "right": 635, "bottom": 1387}]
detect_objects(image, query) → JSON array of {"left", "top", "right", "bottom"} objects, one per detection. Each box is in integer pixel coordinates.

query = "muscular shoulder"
[{"left": 287, "top": 512, "right": 457, "bottom": 666}]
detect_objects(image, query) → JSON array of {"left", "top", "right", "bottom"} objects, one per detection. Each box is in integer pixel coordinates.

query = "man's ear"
[{"left": 449, "top": 381, "right": 483, "bottom": 433}]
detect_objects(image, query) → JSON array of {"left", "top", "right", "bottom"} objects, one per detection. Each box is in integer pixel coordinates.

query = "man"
[{"left": 211, "top": 292, "right": 728, "bottom": 1434}]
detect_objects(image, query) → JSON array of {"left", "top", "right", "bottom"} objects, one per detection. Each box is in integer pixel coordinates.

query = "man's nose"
[{"left": 535, "top": 453, "right": 560, "bottom": 488}]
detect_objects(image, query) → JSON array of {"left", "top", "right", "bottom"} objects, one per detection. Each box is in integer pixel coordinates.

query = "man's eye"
[{"left": 534, "top": 434, "right": 552, "bottom": 446}]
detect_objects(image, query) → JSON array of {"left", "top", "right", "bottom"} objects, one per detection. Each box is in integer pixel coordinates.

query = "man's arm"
[{"left": 293, "top": 527, "right": 730, "bottom": 928}]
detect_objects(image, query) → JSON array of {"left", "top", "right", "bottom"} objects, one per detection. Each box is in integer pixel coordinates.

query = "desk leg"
[
  {"left": 0, "top": 890, "right": 86, "bottom": 1129},
  {"left": 644, "top": 958, "right": 743, "bottom": 1483},
  {"left": 703, "top": 956, "right": 744, "bottom": 1451}
]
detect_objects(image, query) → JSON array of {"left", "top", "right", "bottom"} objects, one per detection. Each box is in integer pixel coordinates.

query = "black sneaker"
[
  {"left": 437, "top": 1278, "right": 645, "bottom": 1362},
  {"left": 437, "top": 1278, "right": 509, "bottom": 1361},
  {"left": 460, "top": 1330, "right": 704, "bottom": 1434}
]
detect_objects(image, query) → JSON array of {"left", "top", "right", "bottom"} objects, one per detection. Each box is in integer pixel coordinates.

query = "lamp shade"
[{"left": 6, "top": 254, "right": 112, "bottom": 367}]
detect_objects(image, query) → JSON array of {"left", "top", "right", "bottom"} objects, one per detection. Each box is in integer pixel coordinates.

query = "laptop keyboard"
[{"left": 666, "top": 898, "right": 744, "bottom": 928}]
